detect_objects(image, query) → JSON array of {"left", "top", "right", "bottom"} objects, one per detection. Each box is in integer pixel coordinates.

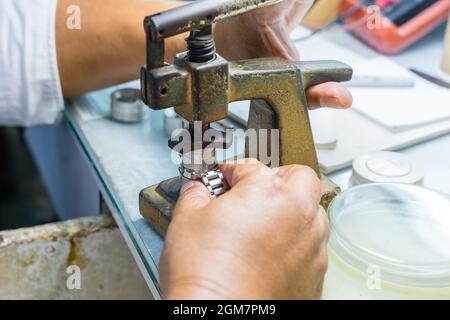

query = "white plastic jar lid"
[
  {"left": 329, "top": 183, "right": 450, "bottom": 288},
  {"left": 351, "top": 151, "right": 424, "bottom": 186}
]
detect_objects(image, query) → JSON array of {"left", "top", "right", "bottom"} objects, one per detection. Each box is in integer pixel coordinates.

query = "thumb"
[{"left": 174, "top": 181, "right": 212, "bottom": 217}]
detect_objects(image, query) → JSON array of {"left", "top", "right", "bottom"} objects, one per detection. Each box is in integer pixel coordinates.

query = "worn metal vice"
[{"left": 139, "top": 0, "right": 353, "bottom": 237}]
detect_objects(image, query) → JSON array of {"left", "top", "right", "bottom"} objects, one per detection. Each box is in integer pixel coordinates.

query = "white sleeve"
[{"left": 0, "top": 0, "right": 64, "bottom": 126}]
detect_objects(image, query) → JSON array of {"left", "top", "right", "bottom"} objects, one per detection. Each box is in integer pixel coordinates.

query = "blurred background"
[{"left": 0, "top": 128, "right": 57, "bottom": 230}]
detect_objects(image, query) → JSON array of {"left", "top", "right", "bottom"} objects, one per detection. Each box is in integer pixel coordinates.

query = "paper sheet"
[{"left": 351, "top": 57, "right": 450, "bottom": 132}]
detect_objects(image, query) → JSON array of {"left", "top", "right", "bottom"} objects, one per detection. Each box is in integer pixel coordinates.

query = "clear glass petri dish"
[{"left": 324, "top": 183, "right": 450, "bottom": 299}]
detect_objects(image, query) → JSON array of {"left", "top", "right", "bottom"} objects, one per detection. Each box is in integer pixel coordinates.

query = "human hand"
[
  {"left": 159, "top": 160, "right": 329, "bottom": 300},
  {"left": 215, "top": 0, "right": 352, "bottom": 110}
]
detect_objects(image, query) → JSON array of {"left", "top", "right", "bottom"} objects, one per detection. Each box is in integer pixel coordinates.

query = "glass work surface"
[
  {"left": 66, "top": 81, "right": 170, "bottom": 297},
  {"left": 65, "top": 81, "right": 246, "bottom": 298}
]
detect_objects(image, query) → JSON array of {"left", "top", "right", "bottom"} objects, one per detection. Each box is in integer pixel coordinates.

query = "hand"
[
  {"left": 215, "top": 0, "right": 352, "bottom": 110},
  {"left": 160, "top": 160, "right": 329, "bottom": 300}
]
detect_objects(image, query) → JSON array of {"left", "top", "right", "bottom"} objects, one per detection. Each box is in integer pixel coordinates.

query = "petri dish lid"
[{"left": 329, "top": 183, "right": 450, "bottom": 288}]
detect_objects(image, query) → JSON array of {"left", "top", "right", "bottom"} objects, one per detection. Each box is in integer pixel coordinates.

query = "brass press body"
[{"left": 139, "top": 0, "right": 353, "bottom": 236}]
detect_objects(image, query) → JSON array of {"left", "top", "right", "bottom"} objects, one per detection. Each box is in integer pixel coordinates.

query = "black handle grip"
[{"left": 144, "top": 0, "right": 281, "bottom": 42}]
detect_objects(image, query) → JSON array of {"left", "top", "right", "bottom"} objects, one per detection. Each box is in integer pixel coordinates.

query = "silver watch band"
[{"left": 201, "top": 170, "right": 227, "bottom": 198}]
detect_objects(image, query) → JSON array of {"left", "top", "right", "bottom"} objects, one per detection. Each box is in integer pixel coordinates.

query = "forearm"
[
  {"left": 56, "top": 0, "right": 186, "bottom": 98},
  {"left": 56, "top": 0, "right": 352, "bottom": 109}
]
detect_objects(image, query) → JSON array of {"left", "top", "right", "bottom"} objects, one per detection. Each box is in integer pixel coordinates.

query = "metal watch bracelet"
[
  {"left": 201, "top": 170, "right": 227, "bottom": 198},
  {"left": 180, "top": 167, "right": 227, "bottom": 198}
]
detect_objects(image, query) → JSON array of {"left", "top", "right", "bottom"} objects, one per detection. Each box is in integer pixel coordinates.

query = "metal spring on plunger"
[{"left": 187, "top": 30, "right": 216, "bottom": 63}]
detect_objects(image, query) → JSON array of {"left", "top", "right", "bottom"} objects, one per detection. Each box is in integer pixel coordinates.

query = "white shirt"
[{"left": 0, "top": 0, "right": 64, "bottom": 126}]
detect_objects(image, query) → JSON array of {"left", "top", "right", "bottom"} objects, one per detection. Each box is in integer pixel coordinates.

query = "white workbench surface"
[{"left": 64, "top": 23, "right": 450, "bottom": 299}]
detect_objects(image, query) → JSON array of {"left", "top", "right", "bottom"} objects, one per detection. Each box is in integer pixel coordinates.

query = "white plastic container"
[
  {"left": 350, "top": 151, "right": 424, "bottom": 187},
  {"left": 323, "top": 183, "right": 450, "bottom": 299}
]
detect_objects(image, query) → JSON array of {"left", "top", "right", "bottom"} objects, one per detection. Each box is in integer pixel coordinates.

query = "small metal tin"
[{"left": 111, "top": 88, "right": 144, "bottom": 123}]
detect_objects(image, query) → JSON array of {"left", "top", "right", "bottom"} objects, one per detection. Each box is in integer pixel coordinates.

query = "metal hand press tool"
[{"left": 139, "top": 0, "right": 353, "bottom": 237}]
